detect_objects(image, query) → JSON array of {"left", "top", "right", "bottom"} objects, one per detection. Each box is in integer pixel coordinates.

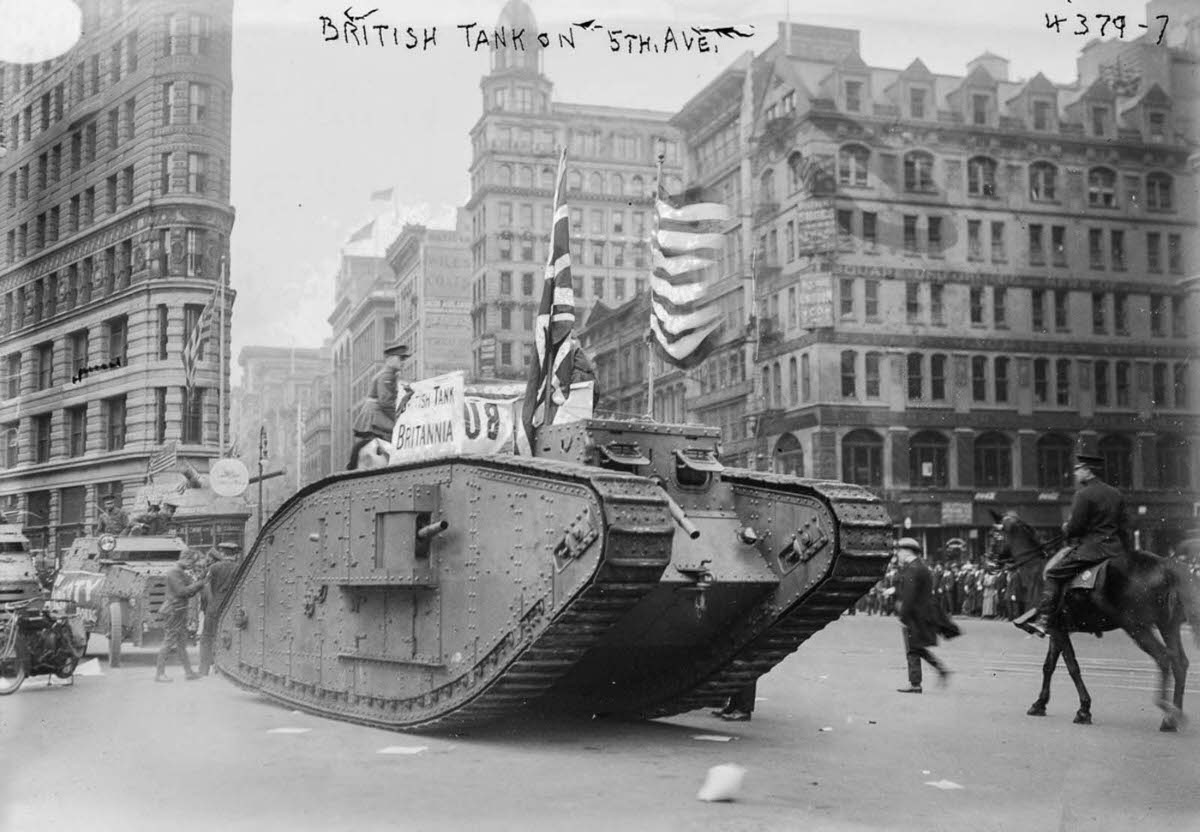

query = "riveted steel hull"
[{"left": 215, "top": 421, "right": 893, "bottom": 731}]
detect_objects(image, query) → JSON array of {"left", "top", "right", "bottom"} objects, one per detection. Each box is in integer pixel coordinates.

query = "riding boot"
[{"left": 1024, "top": 578, "right": 1063, "bottom": 638}]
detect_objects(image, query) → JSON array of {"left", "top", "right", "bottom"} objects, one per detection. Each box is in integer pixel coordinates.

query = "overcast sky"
[{"left": 226, "top": 0, "right": 1156, "bottom": 382}]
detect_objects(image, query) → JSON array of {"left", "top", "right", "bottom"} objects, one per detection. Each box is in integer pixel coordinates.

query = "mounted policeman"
[{"left": 1017, "top": 452, "right": 1131, "bottom": 638}]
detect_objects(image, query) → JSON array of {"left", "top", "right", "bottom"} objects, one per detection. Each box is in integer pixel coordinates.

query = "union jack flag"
[{"left": 521, "top": 148, "right": 575, "bottom": 444}]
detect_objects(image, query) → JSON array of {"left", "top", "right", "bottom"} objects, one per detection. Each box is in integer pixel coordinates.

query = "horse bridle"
[{"left": 995, "top": 528, "right": 1065, "bottom": 572}]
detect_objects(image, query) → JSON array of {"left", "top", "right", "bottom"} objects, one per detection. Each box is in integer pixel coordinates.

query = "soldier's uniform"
[
  {"left": 155, "top": 557, "right": 207, "bottom": 681},
  {"left": 353, "top": 343, "right": 412, "bottom": 441},
  {"left": 96, "top": 503, "right": 130, "bottom": 535},
  {"left": 198, "top": 543, "right": 240, "bottom": 675}
]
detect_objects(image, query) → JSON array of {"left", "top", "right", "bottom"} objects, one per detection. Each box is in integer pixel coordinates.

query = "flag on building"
[
  {"left": 225, "top": 435, "right": 240, "bottom": 459},
  {"left": 649, "top": 183, "right": 731, "bottom": 369},
  {"left": 348, "top": 219, "right": 375, "bottom": 244},
  {"left": 182, "top": 283, "right": 219, "bottom": 392},
  {"left": 370, "top": 187, "right": 394, "bottom": 202},
  {"left": 521, "top": 148, "right": 575, "bottom": 445},
  {"left": 146, "top": 441, "right": 178, "bottom": 480}
]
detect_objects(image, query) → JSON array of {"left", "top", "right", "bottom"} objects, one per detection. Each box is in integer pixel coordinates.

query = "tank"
[
  {"left": 55, "top": 534, "right": 199, "bottom": 662},
  {"left": 214, "top": 419, "right": 892, "bottom": 731}
]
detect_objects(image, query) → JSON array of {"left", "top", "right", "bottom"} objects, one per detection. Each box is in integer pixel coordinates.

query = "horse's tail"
[{"left": 1166, "top": 560, "right": 1200, "bottom": 648}]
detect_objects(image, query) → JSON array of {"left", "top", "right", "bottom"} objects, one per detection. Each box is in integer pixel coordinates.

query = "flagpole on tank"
[{"left": 645, "top": 139, "right": 665, "bottom": 419}]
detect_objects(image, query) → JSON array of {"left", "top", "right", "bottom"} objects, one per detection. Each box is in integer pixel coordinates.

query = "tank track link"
[
  {"left": 639, "top": 471, "right": 893, "bottom": 719},
  {"left": 217, "top": 456, "right": 675, "bottom": 733}
]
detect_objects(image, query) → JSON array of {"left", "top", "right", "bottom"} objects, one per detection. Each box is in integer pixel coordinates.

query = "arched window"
[
  {"left": 567, "top": 169, "right": 582, "bottom": 192},
  {"left": 1035, "top": 433, "right": 1073, "bottom": 488},
  {"left": 967, "top": 156, "right": 997, "bottom": 197},
  {"left": 909, "top": 430, "right": 949, "bottom": 487},
  {"left": 843, "top": 429, "right": 883, "bottom": 486},
  {"left": 973, "top": 431, "right": 1012, "bottom": 487},
  {"left": 838, "top": 144, "right": 869, "bottom": 188},
  {"left": 903, "top": 151, "right": 934, "bottom": 192},
  {"left": 788, "top": 151, "right": 806, "bottom": 193},
  {"left": 1157, "top": 434, "right": 1191, "bottom": 489},
  {"left": 760, "top": 169, "right": 776, "bottom": 204},
  {"left": 774, "top": 433, "right": 804, "bottom": 476},
  {"left": 788, "top": 357, "right": 798, "bottom": 405},
  {"left": 588, "top": 172, "right": 603, "bottom": 194},
  {"left": 1146, "top": 172, "right": 1173, "bottom": 211},
  {"left": 1099, "top": 434, "right": 1133, "bottom": 488},
  {"left": 1087, "top": 167, "right": 1116, "bottom": 207},
  {"left": 630, "top": 175, "right": 644, "bottom": 197},
  {"left": 540, "top": 166, "right": 555, "bottom": 189},
  {"left": 1029, "top": 161, "right": 1057, "bottom": 201},
  {"left": 610, "top": 173, "right": 623, "bottom": 196},
  {"left": 496, "top": 164, "right": 513, "bottom": 187},
  {"left": 517, "top": 166, "right": 533, "bottom": 187}
]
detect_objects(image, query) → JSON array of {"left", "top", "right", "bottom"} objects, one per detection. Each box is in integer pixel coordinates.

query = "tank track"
[
  {"left": 218, "top": 456, "right": 675, "bottom": 733},
  {"left": 638, "top": 471, "right": 893, "bottom": 719}
]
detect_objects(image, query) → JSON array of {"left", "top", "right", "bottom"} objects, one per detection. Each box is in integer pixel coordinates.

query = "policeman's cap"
[
  {"left": 383, "top": 341, "right": 411, "bottom": 358},
  {"left": 1074, "top": 453, "right": 1104, "bottom": 470}
]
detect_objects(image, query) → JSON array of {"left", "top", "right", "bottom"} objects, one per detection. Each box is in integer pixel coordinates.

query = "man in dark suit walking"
[
  {"left": 1020, "top": 452, "right": 1130, "bottom": 638},
  {"left": 895, "top": 537, "right": 953, "bottom": 694}
]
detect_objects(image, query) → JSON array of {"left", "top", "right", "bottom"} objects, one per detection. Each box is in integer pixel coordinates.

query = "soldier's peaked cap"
[
  {"left": 1075, "top": 453, "right": 1104, "bottom": 468},
  {"left": 383, "top": 340, "right": 411, "bottom": 357}
]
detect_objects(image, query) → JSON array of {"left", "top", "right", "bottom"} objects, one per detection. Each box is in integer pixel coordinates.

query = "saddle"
[{"left": 1044, "top": 547, "right": 1109, "bottom": 592}]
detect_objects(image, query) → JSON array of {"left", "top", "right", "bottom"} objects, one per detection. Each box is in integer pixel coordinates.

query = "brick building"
[{"left": 0, "top": 0, "right": 238, "bottom": 550}]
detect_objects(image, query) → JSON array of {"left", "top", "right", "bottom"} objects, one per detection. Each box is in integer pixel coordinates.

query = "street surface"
[{"left": 2, "top": 615, "right": 1197, "bottom": 832}]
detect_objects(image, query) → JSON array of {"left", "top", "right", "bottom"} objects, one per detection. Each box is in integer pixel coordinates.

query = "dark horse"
[{"left": 989, "top": 512, "right": 1200, "bottom": 731}]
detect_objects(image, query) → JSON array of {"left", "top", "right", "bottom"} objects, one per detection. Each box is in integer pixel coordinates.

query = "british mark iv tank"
[{"left": 214, "top": 418, "right": 892, "bottom": 731}]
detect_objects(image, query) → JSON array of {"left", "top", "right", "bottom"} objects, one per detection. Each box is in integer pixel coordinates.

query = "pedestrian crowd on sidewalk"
[{"left": 852, "top": 558, "right": 1035, "bottom": 622}]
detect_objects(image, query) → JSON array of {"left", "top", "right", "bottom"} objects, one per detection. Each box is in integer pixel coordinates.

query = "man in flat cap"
[
  {"left": 1019, "top": 452, "right": 1131, "bottom": 638},
  {"left": 198, "top": 542, "right": 240, "bottom": 675},
  {"left": 893, "top": 537, "right": 954, "bottom": 693},
  {"left": 353, "top": 341, "right": 413, "bottom": 443}
]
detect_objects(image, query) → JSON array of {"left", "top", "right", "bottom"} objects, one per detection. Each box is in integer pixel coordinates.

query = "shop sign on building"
[{"left": 941, "top": 501, "right": 972, "bottom": 526}]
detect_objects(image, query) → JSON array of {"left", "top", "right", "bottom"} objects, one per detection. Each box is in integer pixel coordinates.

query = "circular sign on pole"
[{"left": 210, "top": 459, "right": 250, "bottom": 497}]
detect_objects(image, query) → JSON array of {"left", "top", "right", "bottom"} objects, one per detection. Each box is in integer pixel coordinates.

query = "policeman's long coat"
[{"left": 1063, "top": 477, "right": 1131, "bottom": 563}]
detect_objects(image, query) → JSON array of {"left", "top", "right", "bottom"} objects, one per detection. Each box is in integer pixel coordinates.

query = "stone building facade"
[
  {"left": 464, "top": 0, "right": 684, "bottom": 384},
  {"left": 0, "top": 0, "right": 237, "bottom": 550},
  {"left": 385, "top": 222, "right": 473, "bottom": 380},
  {"left": 582, "top": 10, "right": 1199, "bottom": 556}
]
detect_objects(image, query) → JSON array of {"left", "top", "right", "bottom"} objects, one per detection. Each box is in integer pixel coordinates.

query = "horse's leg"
[
  {"left": 1159, "top": 623, "right": 1190, "bottom": 733},
  {"left": 1056, "top": 631, "right": 1092, "bottom": 725},
  {"left": 1028, "top": 638, "right": 1061, "bottom": 716},
  {"left": 1124, "top": 625, "right": 1179, "bottom": 730}
]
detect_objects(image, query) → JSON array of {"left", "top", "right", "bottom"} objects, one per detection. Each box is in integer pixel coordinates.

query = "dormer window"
[
  {"left": 1032, "top": 100, "right": 1053, "bottom": 131},
  {"left": 1090, "top": 106, "right": 1108, "bottom": 137},
  {"left": 845, "top": 80, "right": 863, "bottom": 113},
  {"left": 972, "top": 94, "right": 989, "bottom": 126},
  {"left": 910, "top": 88, "right": 926, "bottom": 119},
  {"left": 765, "top": 104, "right": 778, "bottom": 122},
  {"left": 781, "top": 92, "right": 795, "bottom": 114},
  {"left": 1148, "top": 111, "right": 1166, "bottom": 140}
]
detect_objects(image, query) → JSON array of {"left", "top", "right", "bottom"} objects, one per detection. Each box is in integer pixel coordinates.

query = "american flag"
[
  {"left": 649, "top": 182, "right": 731, "bottom": 369},
  {"left": 146, "top": 440, "right": 178, "bottom": 479},
  {"left": 182, "top": 283, "right": 219, "bottom": 391},
  {"left": 521, "top": 148, "right": 575, "bottom": 444}
]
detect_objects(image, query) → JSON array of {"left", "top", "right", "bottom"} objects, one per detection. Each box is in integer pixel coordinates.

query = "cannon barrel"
[
  {"left": 416, "top": 520, "right": 449, "bottom": 542},
  {"left": 660, "top": 491, "right": 700, "bottom": 540}
]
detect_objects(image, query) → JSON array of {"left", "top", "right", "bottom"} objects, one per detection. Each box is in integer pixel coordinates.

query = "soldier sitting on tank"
[
  {"left": 96, "top": 494, "right": 129, "bottom": 536},
  {"left": 1016, "top": 452, "right": 1131, "bottom": 638},
  {"left": 129, "top": 503, "right": 162, "bottom": 536},
  {"left": 353, "top": 341, "right": 413, "bottom": 443}
]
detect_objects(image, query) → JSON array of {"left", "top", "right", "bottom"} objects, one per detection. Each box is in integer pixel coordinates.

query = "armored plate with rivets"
[{"left": 214, "top": 419, "right": 892, "bottom": 731}]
